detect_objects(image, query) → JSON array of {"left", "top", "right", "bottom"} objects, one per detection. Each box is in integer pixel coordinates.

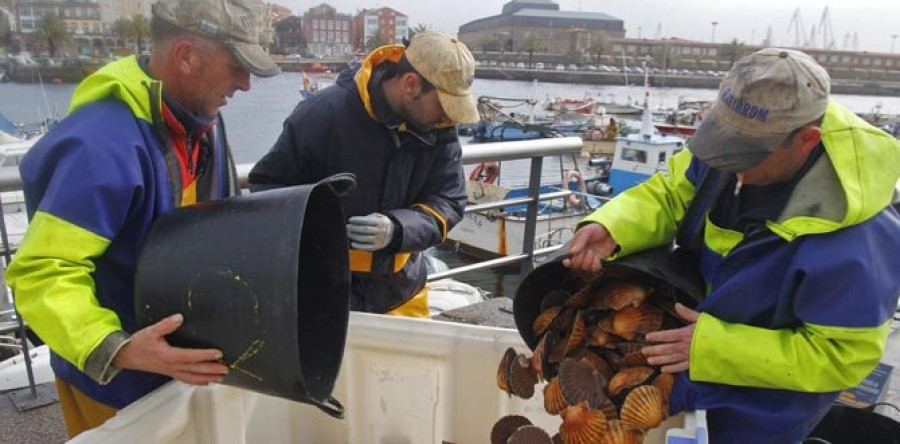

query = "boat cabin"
[{"left": 608, "top": 133, "right": 685, "bottom": 196}]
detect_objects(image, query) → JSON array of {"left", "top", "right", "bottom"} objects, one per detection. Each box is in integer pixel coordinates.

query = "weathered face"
[
  {"left": 395, "top": 74, "right": 450, "bottom": 131},
  {"left": 183, "top": 42, "right": 251, "bottom": 118},
  {"left": 737, "top": 127, "right": 821, "bottom": 186}
]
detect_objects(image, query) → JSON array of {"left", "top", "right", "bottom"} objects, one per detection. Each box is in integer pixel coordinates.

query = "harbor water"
[{"left": 2, "top": 72, "right": 899, "bottom": 297}]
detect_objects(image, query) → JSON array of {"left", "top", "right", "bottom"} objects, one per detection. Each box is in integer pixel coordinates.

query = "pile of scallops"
[{"left": 492, "top": 269, "right": 689, "bottom": 444}]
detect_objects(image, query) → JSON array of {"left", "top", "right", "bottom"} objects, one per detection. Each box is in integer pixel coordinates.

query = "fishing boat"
[
  {"left": 652, "top": 97, "right": 713, "bottom": 137},
  {"left": 469, "top": 95, "right": 630, "bottom": 159},
  {"left": 449, "top": 60, "right": 686, "bottom": 258},
  {"left": 298, "top": 71, "right": 336, "bottom": 100}
]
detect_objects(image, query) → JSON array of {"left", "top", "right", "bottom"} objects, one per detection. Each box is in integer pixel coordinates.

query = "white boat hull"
[
  {"left": 0, "top": 345, "right": 55, "bottom": 391},
  {"left": 448, "top": 210, "right": 582, "bottom": 257}
]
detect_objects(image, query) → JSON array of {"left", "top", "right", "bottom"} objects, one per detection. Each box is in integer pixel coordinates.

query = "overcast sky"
[{"left": 279, "top": 0, "right": 900, "bottom": 54}]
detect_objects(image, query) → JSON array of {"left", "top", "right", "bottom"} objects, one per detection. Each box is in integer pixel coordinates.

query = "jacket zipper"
[{"left": 186, "top": 133, "right": 194, "bottom": 175}]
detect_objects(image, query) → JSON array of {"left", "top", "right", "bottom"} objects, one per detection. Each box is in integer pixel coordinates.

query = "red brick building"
[{"left": 352, "top": 7, "right": 408, "bottom": 51}]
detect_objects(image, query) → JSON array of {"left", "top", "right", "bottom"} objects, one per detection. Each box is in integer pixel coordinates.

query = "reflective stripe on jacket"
[
  {"left": 580, "top": 100, "right": 900, "bottom": 443},
  {"left": 249, "top": 46, "right": 466, "bottom": 314},
  {"left": 5, "top": 56, "right": 239, "bottom": 408}
]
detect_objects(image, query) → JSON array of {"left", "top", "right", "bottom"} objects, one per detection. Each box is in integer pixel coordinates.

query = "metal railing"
[
  {"left": 427, "top": 137, "right": 584, "bottom": 281},
  {"left": 1, "top": 136, "right": 584, "bottom": 284}
]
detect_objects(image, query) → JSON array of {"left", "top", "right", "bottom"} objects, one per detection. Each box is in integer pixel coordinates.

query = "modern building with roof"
[{"left": 458, "top": 0, "right": 624, "bottom": 56}]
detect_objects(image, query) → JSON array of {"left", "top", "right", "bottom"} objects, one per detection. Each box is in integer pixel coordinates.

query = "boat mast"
[{"left": 640, "top": 55, "right": 653, "bottom": 136}]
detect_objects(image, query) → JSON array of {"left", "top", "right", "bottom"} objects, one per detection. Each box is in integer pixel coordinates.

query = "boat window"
[
  {"left": 621, "top": 148, "right": 647, "bottom": 164},
  {"left": 658, "top": 151, "right": 667, "bottom": 164}
]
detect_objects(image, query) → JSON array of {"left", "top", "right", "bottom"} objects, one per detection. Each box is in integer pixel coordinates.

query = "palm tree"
[
  {"left": 130, "top": 14, "right": 150, "bottom": 53},
  {"left": 408, "top": 23, "right": 430, "bottom": 40},
  {"left": 365, "top": 30, "right": 390, "bottom": 51},
  {"left": 38, "top": 13, "right": 69, "bottom": 59}
]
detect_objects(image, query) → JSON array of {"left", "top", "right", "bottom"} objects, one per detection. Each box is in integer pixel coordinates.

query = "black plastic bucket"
[
  {"left": 805, "top": 404, "right": 900, "bottom": 444},
  {"left": 135, "top": 176, "right": 356, "bottom": 418},
  {"left": 513, "top": 244, "right": 705, "bottom": 349}
]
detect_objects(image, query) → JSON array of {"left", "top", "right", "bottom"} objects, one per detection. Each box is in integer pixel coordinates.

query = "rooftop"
[{"left": 511, "top": 8, "right": 620, "bottom": 22}]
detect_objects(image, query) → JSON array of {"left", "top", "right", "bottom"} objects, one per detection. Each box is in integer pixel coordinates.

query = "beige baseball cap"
[
  {"left": 152, "top": 0, "right": 280, "bottom": 78},
  {"left": 404, "top": 31, "right": 479, "bottom": 125},
  {"left": 689, "top": 48, "right": 830, "bottom": 172}
]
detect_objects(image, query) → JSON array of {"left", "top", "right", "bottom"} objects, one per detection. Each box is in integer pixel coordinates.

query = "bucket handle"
[
  {"left": 312, "top": 395, "right": 345, "bottom": 419},
  {"left": 317, "top": 173, "right": 357, "bottom": 198}
]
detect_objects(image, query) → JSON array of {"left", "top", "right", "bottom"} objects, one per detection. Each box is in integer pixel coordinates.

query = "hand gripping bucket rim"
[
  {"left": 513, "top": 243, "right": 705, "bottom": 349},
  {"left": 135, "top": 174, "right": 357, "bottom": 418}
]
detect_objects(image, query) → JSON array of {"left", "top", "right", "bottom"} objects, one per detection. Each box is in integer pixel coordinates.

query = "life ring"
[
  {"left": 469, "top": 162, "right": 501, "bottom": 184},
  {"left": 564, "top": 170, "right": 587, "bottom": 206}
]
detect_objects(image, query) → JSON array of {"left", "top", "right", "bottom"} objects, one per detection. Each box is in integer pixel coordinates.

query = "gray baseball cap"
[
  {"left": 152, "top": 0, "right": 280, "bottom": 78},
  {"left": 688, "top": 48, "right": 829, "bottom": 172}
]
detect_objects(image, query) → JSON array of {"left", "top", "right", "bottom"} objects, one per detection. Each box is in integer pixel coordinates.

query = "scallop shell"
[
  {"left": 507, "top": 425, "right": 554, "bottom": 444},
  {"left": 597, "top": 316, "right": 617, "bottom": 335},
  {"left": 564, "top": 311, "right": 587, "bottom": 355},
  {"left": 617, "top": 342, "right": 649, "bottom": 367},
  {"left": 544, "top": 377, "right": 569, "bottom": 415},
  {"left": 531, "top": 335, "right": 549, "bottom": 381},
  {"left": 652, "top": 372, "right": 674, "bottom": 404},
  {"left": 582, "top": 350, "right": 614, "bottom": 383},
  {"left": 607, "top": 366, "right": 655, "bottom": 397},
  {"left": 587, "top": 327, "right": 619, "bottom": 349},
  {"left": 558, "top": 358, "right": 606, "bottom": 409},
  {"left": 536, "top": 331, "right": 561, "bottom": 379},
  {"left": 491, "top": 415, "right": 532, "bottom": 444},
  {"left": 620, "top": 385, "right": 665, "bottom": 431},
  {"left": 598, "top": 397, "right": 619, "bottom": 422},
  {"left": 509, "top": 354, "right": 539, "bottom": 399},
  {"left": 602, "top": 281, "right": 649, "bottom": 310},
  {"left": 598, "top": 420, "right": 644, "bottom": 444},
  {"left": 612, "top": 305, "right": 664, "bottom": 341},
  {"left": 564, "top": 281, "right": 602, "bottom": 309},
  {"left": 541, "top": 289, "right": 572, "bottom": 311},
  {"left": 603, "top": 349, "right": 623, "bottom": 370},
  {"left": 560, "top": 401, "right": 608, "bottom": 444},
  {"left": 533, "top": 306, "right": 561, "bottom": 338},
  {"left": 549, "top": 308, "right": 576, "bottom": 336},
  {"left": 497, "top": 347, "right": 517, "bottom": 393},
  {"left": 549, "top": 330, "right": 571, "bottom": 364}
]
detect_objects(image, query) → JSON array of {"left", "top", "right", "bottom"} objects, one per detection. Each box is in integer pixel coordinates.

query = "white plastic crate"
[{"left": 71, "top": 312, "right": 705, "bottom": 443}]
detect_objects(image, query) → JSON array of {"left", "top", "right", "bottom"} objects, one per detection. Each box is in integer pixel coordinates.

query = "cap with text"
[
  {"left": 152, "top": 0, "right": 280, "bottom": 78},
  {"left": 688, "top": 47, "right": 830, "bottom": 172},
  {"left": 404, "top": 31, "right": 479, "bottom": 125}
]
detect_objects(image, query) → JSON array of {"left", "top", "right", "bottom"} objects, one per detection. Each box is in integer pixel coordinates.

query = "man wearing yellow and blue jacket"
[
  {"left": 5, "top": 0, "right": 279, "bottom": 437},
  {"left": 566, "top": 48, "right": 900, "bottom": 442}
]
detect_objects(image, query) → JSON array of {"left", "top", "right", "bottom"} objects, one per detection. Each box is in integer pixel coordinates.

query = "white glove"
[{"left": 347, "top": 213, "right": 395, "bottom": 251}]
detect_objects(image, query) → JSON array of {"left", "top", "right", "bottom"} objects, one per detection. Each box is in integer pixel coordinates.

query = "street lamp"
[
  {"left": 711, "top": 21, "right": 719, "bottom": 43},
  {"left": 637, "top": 26, "right": 642, "bottom": 39},
  {"left": 892, "top": 34, "right": 898, "bottom": 54}
]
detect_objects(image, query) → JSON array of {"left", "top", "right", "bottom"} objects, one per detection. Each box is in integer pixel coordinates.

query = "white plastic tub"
[{"left": 71, "top": 312, "right": 706, "bottom": 443}]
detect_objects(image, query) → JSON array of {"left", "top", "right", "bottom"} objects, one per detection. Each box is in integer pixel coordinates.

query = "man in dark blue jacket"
[{"left": 249, "top": 32, "right": 477, "bottom": 316}]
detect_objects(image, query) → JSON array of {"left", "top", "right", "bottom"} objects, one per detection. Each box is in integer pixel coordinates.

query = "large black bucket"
[
  {"left": 513, "top": 244, "right": 705, "bottom": 349},
  {"left": 805, "top": 404, "right": 900, "bottom": 444},
  {"left": 135, "top": 176, "right": 356, "bottom": 418}
]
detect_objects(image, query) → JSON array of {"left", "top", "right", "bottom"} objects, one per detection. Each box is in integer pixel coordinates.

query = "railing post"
[{"left": 519, "top": 156, "right": 543, "bottom": 276}]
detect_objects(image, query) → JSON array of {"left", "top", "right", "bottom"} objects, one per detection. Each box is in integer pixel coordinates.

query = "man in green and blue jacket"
[
  {"left": 566, "top": 48, "right": 900, "bottom": 443},
  {"left": 5, "top": 0, "right": 278, "bottom": 437}
]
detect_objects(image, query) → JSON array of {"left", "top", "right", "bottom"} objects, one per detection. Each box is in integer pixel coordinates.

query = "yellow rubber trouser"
[
  {"left": 386, "top": 286, "right": 430, "bottom": 318},
  {"left": 56, "top": 378, "right": 118, "bottom": 438}
]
